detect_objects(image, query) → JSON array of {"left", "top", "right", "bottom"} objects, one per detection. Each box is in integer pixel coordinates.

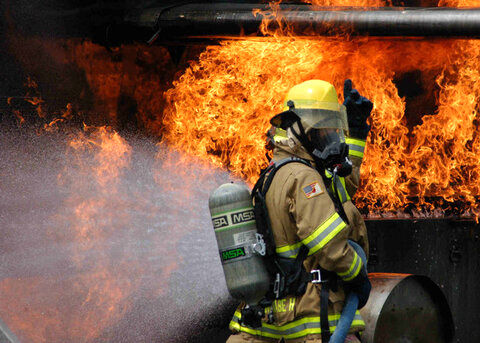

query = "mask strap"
[{"left": 289, "top": 120, "right": 313, "bottom": 155}]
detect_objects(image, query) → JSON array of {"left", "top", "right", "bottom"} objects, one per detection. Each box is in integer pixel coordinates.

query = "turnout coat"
[{"left": 229, "top": 137, "right": 369, "bottom": 343}]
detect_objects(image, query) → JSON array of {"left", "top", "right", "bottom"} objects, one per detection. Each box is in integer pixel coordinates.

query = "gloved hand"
[
  {"left": 240, "top": 305, "right": 264, "bottom": 328},
  {"left": 343, "top": 79, "right": 373, "bottom": 140},
  {"left": 344, "top": 269, "right": 372, "bottom": 309}
]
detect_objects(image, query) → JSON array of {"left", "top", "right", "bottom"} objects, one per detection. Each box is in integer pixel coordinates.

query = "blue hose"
[{"left": 329, "top": 240, "right": 367, "bottom": 343}]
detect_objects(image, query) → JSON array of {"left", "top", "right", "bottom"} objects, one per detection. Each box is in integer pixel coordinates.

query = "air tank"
[{"left": 209, "top": 183, "right": 270, "bottom": 305}]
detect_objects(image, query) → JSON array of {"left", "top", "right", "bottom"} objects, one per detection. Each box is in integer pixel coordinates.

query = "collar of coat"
[{"left": 272, "top": 145, "right": 314, "bottom": 164}]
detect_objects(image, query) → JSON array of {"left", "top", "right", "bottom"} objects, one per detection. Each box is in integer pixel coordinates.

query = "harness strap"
[
  {"left": 329, "top": 172, "right": 349, "bottom": 225},
  {"left": 261, "top": 157, "right": 312, "bottom": 197},
  {"left": 252, "top": 157, "right": 313, "bottom": 258},
  {"left": 251, "top": 156, "right": 339, "bottom": 338},
  {"left": 320, "top": 280, "right": 331, "bottom": 342}
]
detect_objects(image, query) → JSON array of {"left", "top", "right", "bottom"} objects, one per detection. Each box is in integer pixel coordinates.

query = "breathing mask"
[{"left": 309, "top": 128, "right": 352, "bottom": 177}]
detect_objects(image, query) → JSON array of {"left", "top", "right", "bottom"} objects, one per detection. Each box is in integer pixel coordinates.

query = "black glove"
[
  {"left": 240, "top": 305, "right": 264, "bottom": 328},
  {"left": 344, "top": 269, "right": 372, "bottom": 309},
  {"left": 343, "top": 79, "right": 373, "bottom": 140}
]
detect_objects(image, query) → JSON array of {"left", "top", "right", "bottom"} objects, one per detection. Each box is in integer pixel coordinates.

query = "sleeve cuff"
[
  {"left": 337, "top": 251, "right": 363, "bottom": 281},
  {"left": 346, "top": 137, "right": 366, "bottom": 159}
]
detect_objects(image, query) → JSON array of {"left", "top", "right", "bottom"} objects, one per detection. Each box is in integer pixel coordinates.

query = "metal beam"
[{"left": 124, "top": 3, "right": 480, "bottom": 41}]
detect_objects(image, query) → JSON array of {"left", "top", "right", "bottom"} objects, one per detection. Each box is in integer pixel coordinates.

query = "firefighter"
[{"left": 226, "top": 79, "right": 373, "bottom": 343}]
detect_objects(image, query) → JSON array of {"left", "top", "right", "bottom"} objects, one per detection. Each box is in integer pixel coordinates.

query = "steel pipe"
[{"left": 124, "top": 3, "right": 480, "bottom": 41}]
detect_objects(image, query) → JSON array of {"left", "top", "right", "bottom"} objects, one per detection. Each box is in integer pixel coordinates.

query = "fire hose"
[{"left": 329, "top": 240, "right": 368, "bottom": 343}]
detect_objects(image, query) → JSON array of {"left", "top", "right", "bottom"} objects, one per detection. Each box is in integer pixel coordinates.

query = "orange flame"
[
  {"left": 439, "top": 0, "right": 480, "bottom": 5},
  {"left": 59, "top": 125, "right": 134, "bottom": 341},
  {"left": 7, "top": 1, "right": 480, "bottom": 218},
  {"left": 3, "top": 1, "right": 480, "bottom": 341},
  {"left": 161, "top": 1, "right": 480, "bottom": 216}
]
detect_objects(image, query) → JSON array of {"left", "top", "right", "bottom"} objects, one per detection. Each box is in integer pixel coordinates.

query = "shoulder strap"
[
  {"left": 260, "top": 157, "right": 312, "bottom": 196},
  {"left": 251, "top": 157, "right": 313, "bottom": 258}
]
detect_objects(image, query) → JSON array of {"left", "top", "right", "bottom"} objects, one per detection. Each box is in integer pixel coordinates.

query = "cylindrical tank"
[
  {"left": 361, "top": 273, "right": 454, "bottom": 343},
  {"left": 208, "top": 183, "right": 270, "bottom": 305}
]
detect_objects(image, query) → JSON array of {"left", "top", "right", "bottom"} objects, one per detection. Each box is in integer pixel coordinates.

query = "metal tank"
[
  {"left": 209, "top": 182, "right": 270, "bottom": 305},
  {"left": 361, "top": 273, "right": 454, "bottom": 343}
]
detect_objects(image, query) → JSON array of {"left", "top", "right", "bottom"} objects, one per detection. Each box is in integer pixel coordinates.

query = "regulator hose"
[{"left": 329, "top": 240, "right": 367, "bottom": 343}]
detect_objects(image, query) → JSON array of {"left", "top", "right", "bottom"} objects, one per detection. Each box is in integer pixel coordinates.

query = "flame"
[
  {"left": 6, "top": 0, "right": 480, "bottom": 217},
  {"left": 309, "top": 0, "right": 388, "bottom": 4},
  {"left": 59, "top": 126, "right": 135, "bottom": 341},
  {"left": 439, "top": 0, "right": 480, "bottom": 5},
  {"left": 161, "top": 0, "right": 480, "bottom": 216},
  {"left": 3, "top": 0, "right": 480, "bottom": 341}
]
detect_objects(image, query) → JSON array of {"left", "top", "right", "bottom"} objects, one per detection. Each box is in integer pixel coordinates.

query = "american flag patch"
[{"left": 302, "top": 181, "right": 323, "bottom": 198}]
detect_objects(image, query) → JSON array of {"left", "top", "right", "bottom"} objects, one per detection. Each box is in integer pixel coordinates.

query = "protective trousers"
[{"left": 226, "top": 332, "right": 361, "bottom": 342}]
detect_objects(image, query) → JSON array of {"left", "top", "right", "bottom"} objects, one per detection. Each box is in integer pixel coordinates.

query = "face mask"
[{"left": 309, "top": 129, "right": 352, "bottom": 177}]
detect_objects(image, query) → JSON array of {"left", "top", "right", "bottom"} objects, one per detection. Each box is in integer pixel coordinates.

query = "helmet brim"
[
  {"left": 270, "top": 110, "right": 300, "bottom": 130},
  {"left": 270, "top": 106, "right": 348, "bottom": 132}
]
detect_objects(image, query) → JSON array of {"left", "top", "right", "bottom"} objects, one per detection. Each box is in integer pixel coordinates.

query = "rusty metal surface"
[
  {"left": 361, "top": 273, "right": 454, "bottom": 343},
  {"left": 360, "top": 273, "right": 408, "bottom": 342}
]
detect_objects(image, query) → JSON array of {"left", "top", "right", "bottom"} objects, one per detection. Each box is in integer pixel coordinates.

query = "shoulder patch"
[{"left": 302, "top": 181, "right": 323, "bottom": 198}]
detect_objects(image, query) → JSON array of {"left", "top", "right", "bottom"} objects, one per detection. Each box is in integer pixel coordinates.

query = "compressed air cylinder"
[{"left": 209, "top": 183, "right": 270, "bottom": 305}]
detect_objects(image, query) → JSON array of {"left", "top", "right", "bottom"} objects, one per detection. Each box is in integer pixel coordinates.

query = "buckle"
[
  {"left": 273, "top": 273, "right": 281, "bottom": 298},
  {"left": 310, "top": 269, "right": 322, "bottom": 284},
  {"left": 252, "top": 233, "right": 266, "bottom": 256}
]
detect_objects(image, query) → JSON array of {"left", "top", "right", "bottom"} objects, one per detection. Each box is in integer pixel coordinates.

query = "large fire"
[
  {"left": 161, "top": 1, "right": 480, "bottom": 217},
  {"left": 4, "top": 0, "right": 480, "bottom": 342},
  {"left": 10, "top": 0, "right": 480, "bottom": 216}
]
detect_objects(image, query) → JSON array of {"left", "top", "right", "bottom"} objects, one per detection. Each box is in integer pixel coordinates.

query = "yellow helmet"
[{"left": 270, "top": 80, "right": 348, "bottom": 132}]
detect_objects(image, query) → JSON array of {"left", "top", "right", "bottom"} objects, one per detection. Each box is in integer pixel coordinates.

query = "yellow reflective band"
[
  {"left": 276, "top": 241, "right": 303, "bottom": 259},
  {"left": 333, "top": 176, "right": 350, "bottom": 203},
  {"left": 303, "top": 213, "right": 347, "bottom": 255},
  {"left": 341, "top": 177, "right": 351, "bottom": 202},
  {"left": 346, "top": 137, "right": 366, "bottom": 159},
  {"left": 345, "top": 138, "right": 366, "bottom": 147},
  {"left": 338, "top": 253, "right": 358, "bottom": 277},
  {"left": 345, "top": 255, "right": 363, "bottom": 282},
  {"left": 324, "top": 171, "right": 351, "bottom": 203},
  {"left": 230, "top": 311, "right": 365, "bottom": 339},
  {"left": 230, "top": 321, "right": 273, "bottom": 338},
  {"left": 349, "top": 150, "right": 364, "bottom": 158},
  {"left": 302, "top": 213, "right": 338, "bottom": 246},
  {"left": 338, "top": 251, "right": 363, "bottom": 281}
]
